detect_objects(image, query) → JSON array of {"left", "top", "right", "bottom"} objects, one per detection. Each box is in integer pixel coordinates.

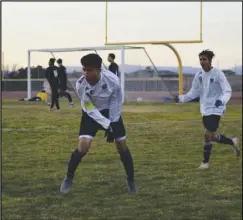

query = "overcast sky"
[{"left": 2, "top": 2, "right": 242, "bottom": 69}]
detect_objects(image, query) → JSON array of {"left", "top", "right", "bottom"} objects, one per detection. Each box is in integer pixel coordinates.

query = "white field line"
[
  {"left": 126, "top": 118, "right": 241, "bottom": 125},
  {"left": 2, "top": 118, "right": 241, "bottom": 132},
  {"left": 2, "top": 125, "right": 56, "bottom": 132}
]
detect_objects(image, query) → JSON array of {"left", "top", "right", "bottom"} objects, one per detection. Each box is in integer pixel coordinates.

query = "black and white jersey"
[
  {"left": 179, "top": 67, "right": 232, "bottom": 116},
  {"left": 76, "top": 69, "right": 122, "bottom": 129}
]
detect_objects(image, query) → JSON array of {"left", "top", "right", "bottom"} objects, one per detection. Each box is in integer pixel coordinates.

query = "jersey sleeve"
[
  {"left": 109, "top": 83, "right": 123, "bottom": 122},
  {"left": 76, "top": 78, "right": 111, "bottom": 129},
  {"left": 75, "top": 78, "right": 84, "bottom": 99},
  {"left": 179, "top": 72, "right": 201, "bottom": 103},
  {"left": 218, "top": 71, "right": 232, "bottom": 105}
]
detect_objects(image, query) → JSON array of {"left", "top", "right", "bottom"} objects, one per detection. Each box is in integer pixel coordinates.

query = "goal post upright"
[
  {"left": 158, "top": 43, "right": 184, "bottom": 96},
  {"left": 120, "top": 47, "right": 125, "bottom": 103},
  {"left": 104, "top": 1, "right": 204, "bottom": 95},
  {"left": 27, "top": 50, "right": 31, "bottom": 99}
]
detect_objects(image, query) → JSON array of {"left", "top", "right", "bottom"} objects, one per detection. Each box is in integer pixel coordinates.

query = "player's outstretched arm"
[
  {"left": 176, "top": 73, "right": 201, "bottom": 103},
  {"left": 218, "top": 71, "right": 232, "bottom": 105}
]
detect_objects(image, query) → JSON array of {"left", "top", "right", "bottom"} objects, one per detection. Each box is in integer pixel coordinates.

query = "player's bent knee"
[
  {"left": 115, "top": 136, "right": 126, "bottom": 142},
  {"left": 115, "top": 138, "right": 128, "bottom": 152},
  {"left": 211, "top": 132, "right": 218, "bottom": 141},
  {"left": 204, "top": 129, "right": 213, "bottom": 141},
  {"left": 78, "top": 136, "right": 93, "bottom": 153}
]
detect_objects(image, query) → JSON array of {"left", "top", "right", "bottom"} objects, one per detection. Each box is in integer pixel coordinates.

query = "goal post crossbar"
[{"left": 28, "top": 46, "right": 145, "bottom": 53}]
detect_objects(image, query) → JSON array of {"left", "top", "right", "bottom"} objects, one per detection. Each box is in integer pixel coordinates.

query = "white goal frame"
[{"left": 27, "top": 45, "right": 145, "bottom": 102}]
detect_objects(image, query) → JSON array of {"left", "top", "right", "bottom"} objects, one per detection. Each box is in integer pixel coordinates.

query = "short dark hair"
[
  {"left": 199, "top": 49, "right": 215, "bottom": 61},
  {"left": 108, "top": 53, "right": 115, "bottom": 60},
  {"left": 49, "top": 58, "right": 55, "bottom": 64},
  {"left": 81, "top": 53, "right": 102, "bottom": 69},
  {"left": 57, "top": 58, "right": 62, "bottom": 64}
]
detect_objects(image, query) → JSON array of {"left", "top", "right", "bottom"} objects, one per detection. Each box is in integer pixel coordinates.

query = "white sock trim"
[
  {"left": 79, "top": 135, "right": 94, "bottom": 140},
  {"left": 115, "top": 136, "right": 126, "bottom": 141}
]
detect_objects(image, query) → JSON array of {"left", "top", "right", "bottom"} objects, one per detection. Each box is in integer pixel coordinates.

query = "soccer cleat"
[
  {"left": 126, "top": 179, "right": 137, "bottom": 193},
  {"left": 198, "top": 162, "right": 209, "bottom": 169},
  {"left": 232, "top": 137, "right": 240, "bottom": 157},
  {"left": 56, "top": 109, "right": 60, "bottom": 112},
  {"left": 60, "top": 176, "right": 73, "bottom": 194},
  {"left": 69, "top": 102, "right": 74, "bottom": 108}
]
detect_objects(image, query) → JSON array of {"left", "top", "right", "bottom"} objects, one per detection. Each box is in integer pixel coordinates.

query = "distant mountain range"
[{"left": 66, "top": 64, "right": 242, "bottom": 75}]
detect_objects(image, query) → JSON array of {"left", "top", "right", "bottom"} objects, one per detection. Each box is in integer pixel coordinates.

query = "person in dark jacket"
[
  {"left": 57, "top": 58, "right": 74, "bottom": 107},
  {"left": 45, "top": 58, "right": 60, "bottom": 111},
  {"left": 108, "top": 53, "right": 120, "bottom": 78}
]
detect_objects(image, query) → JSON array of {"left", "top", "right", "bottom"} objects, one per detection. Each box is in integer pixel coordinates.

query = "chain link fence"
[{"left": 2, "top": 72, "right": 242, "bottom": 104}]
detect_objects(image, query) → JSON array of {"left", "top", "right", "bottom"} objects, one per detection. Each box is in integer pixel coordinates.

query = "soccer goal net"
[{"left": 2, "top": 46, "right": 184, "bottom": 102}]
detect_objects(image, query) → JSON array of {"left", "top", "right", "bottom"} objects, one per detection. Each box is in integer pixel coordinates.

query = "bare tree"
[
  {"left": 5, "top": 65, "right": 9, "bottom": 72},
  {"left": 2, "top": 65, "right": 10, "bottom": 78},
  {"left": 11, "top": 63, "right": 18, "bottom": 72}
]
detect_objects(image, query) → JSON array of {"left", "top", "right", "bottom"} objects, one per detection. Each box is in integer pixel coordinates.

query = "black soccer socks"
[
  {"left": 216, "top": 134, "right": 234, "bottom": 145},
  {"left": 67, "top": 149, "right": 86, "bottom": 178},
  {"left": 119, "top": 148, "right": 134, "bottom": 181},
  {"left": 203, "top": 141, "right": 212, "bottom": 163}
]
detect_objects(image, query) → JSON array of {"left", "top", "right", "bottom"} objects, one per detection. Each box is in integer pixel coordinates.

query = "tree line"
[
  {"left": 1, "top": 65, "right": 237, "bottom": 80},
  {"left": 2, "top": 65, "right": 46, "bottom": 79},
  {"left": 1, "top": 65, "right": 81, "bottom": 79}
]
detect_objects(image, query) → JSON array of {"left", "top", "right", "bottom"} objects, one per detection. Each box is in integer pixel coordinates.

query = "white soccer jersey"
[
  {"left": 76, "top": 69, "right": 122, "bottom": 129},
  {"left": 178, "top": 67, "right": 232, "bottom": 116}
]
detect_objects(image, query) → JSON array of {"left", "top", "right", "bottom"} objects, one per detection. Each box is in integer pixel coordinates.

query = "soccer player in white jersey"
[
  {"left": 60, "top": 53, "right": 136, "bottom": 194},
  {"left": 175, "top": 50, "right": 240, "bottom": 169}
]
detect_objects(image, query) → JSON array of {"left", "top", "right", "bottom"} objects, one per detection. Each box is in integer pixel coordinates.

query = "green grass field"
[{"left": 2, "top": 100, "right": 242, "bottom": 220}]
